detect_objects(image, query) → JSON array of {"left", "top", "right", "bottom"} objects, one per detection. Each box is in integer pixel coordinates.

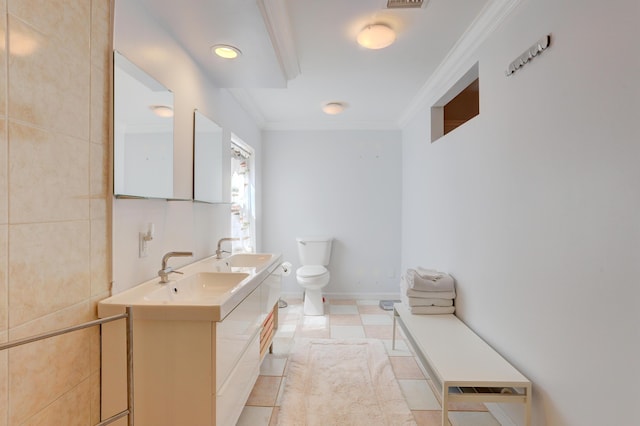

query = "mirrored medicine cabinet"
[
  {"left": 193, "top": 110, "right": 225, "bottom": 203},
  {"left": 113, "top": 51, "right": 175, "bottom": 199}
]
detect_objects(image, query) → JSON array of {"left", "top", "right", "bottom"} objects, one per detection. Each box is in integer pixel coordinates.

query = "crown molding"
[
  {"left": 257, "top": 0, "right": 301, "bottom": 82},
  {"left": 398, "top": 0, "right": 525, "bottom": 128},
  {"left": 227, "top": 88, "right": 267, "bottom": 128},
  {"left": 262, "top": 119, "right": 402, "bottom": 132}
]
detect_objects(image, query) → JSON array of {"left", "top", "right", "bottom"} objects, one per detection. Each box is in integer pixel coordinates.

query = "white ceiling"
[{"left": 134, "top": 0, "right": 489, "bottom": 130}]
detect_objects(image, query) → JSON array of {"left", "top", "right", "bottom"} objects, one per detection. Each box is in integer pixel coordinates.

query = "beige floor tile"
[
  {"left": 274, "top": 323, "right": 296, "bottom": 338},
  {"left": 329, "top": 314, "right": 362, "bottom": 325},
  {"left": 300, "top": 315, "right": 329, "bottom": 327},
  {"left": 260, "top": 355, "right": 287, "bottom": 376},
  {"left": 364, "top": 324, "right": 395, "bottom": 339},
  {"left": 268, "top": 406, "right": 280, "bottom": 426},
  {"left": 328, "top": 304, "right": 359, "bottom": 315},
  {"left": 243, "top": 299, "right": 500, "bottom": 426},
  {"left": 361, "top": 313, "right": 393, "bottom": 325},
  {"left": 295, "top": 326, "right": 330, "bottom": 338},
  {"left": 449, "top": 411, "right": 500, "bottom": 426},
  {"left": 270, "top": 337, "right": 294, "bottom": 356},
  {"left": 390, "top": 356, "right": 426, "bottom": 379},
  {"left": 382, "top": 339, "right": 413, "bottom": 357},
  {"left": 277, "top": 308, "right": 300, "bottom": 319},
  {"left": 246, "top": 376, "right": 282, "bottom": 407},
  {"left": 358, "top": 304, "right": 389, "bottom": 314},
  {"left": 275, "top": 377, "right": 286, "bottom": 406},
  {"left": 330, "top": 325, "right": 365, "bottom": 339},
  {"left": 398, "top": 379, "right": 441, "bottom": 410},
  {"left": 413, "top": 410, "right": 451, "bottom": 426},
  {"left": 448, "top": 401, "right": 488, "bottom": 412}
]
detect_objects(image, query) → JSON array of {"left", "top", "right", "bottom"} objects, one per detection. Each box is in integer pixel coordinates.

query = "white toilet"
[{"left": 296, "top": 237, "right": 333, "bottom": 316}]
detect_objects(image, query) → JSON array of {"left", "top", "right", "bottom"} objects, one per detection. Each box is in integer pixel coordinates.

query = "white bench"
[{"left": 392, "top": 303, "right": 531, "bottom": 426}]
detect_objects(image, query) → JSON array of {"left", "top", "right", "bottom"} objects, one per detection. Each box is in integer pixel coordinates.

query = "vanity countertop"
[{"left": 98, "top": 253, "right": 282, "bottom": 322}]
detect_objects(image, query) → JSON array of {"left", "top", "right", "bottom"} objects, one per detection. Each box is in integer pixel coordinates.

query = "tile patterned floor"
[{"left": 236, "top": 298, "right": 501, "bottom": 426}]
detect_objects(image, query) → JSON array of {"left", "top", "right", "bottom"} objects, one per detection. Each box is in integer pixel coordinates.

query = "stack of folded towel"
[{"left": 401, "top": 267, "right": 456, "bottom": 314}]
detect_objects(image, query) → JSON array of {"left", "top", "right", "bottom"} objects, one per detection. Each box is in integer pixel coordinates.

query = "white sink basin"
[{"left": 143, "top": 272, "right": 249, "bottom": 302}]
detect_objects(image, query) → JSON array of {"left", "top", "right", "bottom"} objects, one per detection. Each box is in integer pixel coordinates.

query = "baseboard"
[{"left": 279, "top": 291, "right": 402, "bottom": 301}]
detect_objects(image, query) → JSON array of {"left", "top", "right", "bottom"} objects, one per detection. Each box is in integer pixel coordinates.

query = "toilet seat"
[{"left": 296, "top": 265, "right": 328, "bottom": 278}]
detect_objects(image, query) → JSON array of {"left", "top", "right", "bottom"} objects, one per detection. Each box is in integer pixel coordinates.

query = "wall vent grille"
[{"left": 387, "top": 0, "right": 424, "bottom": 8}]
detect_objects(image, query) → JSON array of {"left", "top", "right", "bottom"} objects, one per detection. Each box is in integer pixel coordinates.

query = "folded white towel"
[
  {"left": 403, "top": 296, "right": 454, "bottom": 307},
  {"left": 415, "top": 267, "right": 444, "bottom": 280},
  {"left": 403, "top": 303, "right": 455, "bottom": 315},
  {"left": 406, "top": 269, "right": 455, "bottom": 292},
  {"left": 401, "top": 293, "right": 454, "bottom": 308},
  {"left": 400, "top": 278, "right": 456, "bottom": 300}
]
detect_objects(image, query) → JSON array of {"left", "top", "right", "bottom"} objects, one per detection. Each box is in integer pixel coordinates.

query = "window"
[
  {"left": 230, "top": 136, "right": 255, "bottom": 253},
  {"left": 444, "top": 78, "right": 478, "bottom": 135},
  {"left": 431, "top": 63, "right": 479, "bottom": 142}
]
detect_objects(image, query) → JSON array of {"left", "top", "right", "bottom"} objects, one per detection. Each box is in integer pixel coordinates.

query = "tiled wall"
[{"left": 0, "top": 0, "right": 112, "bottom": 424}]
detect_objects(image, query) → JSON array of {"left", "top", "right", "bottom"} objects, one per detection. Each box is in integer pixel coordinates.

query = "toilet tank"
[{"left": 296, "top": 237, "right": 333, "bottom": 265}]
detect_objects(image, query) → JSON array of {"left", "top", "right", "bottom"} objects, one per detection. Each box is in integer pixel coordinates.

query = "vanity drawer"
[
  {"left": 215, "top": 286, "right": 262, "bottom": 390},
  {"left": 215, "top": 332, "right": 260, "bottom": 426}
]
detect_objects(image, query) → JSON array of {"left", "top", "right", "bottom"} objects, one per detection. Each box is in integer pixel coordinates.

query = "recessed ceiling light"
[
  {"left": 356, "top": 24, "right": 396, "bottom": 50},
  {"left": 322, "top": 102, "right": 346, "bottom": 115},
  {"left": 149, "top": 105, "right": 174, "bottom": 118},
  {"left": 211, "top": 44, "right": 242, "bottom": 59}
]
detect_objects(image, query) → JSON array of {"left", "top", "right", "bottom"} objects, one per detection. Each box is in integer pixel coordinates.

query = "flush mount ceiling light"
[
  {"left": 356, "top": 23, "right": 396, "bottom": 50},
  {"left": 149, "top": 105, "right": 174, "bottom": 118},
  {"left": 322, "top": 102, "right": 346, "bottom": 115},
  {"left": 211, "top": 44, "right": 242, "bottom": 59}
]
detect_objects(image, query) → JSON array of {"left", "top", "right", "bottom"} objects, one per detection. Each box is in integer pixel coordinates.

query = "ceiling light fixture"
[
  {"left": 211, "top": 44, "right": 242, "bottom": 59},
  {"left": 150, "top": 105, "right": 174, "bottom": 118},
  {"left": 356, "top": 23, "right": 396, "bottom": 50},
  {"left": 322, "top": 102, "right": 346, "bottom": 115}
]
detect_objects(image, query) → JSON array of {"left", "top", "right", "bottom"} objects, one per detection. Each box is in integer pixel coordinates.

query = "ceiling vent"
[{"left": 387, "top": 0, "right": 424, "bottom": 8}]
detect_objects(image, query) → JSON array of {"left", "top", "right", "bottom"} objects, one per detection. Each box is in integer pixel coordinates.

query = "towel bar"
[{"left": 0, "top": 306, "right": 135, "bottom": 426}]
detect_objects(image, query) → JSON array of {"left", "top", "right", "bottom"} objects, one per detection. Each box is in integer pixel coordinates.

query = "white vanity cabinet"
[{"left": 100, "top": 259, "right": 282, "bottom": 426}]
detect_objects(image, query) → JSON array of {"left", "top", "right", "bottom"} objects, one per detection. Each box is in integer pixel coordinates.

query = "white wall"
[
  {"left": 262, "top": 130, "right": 402, "bottom": 298},
  {"left": 112, "top": 0, "right": 263, "bottom": 292},
  {"left": 401, "top": 0, "right": 640, "bottom": 424}
]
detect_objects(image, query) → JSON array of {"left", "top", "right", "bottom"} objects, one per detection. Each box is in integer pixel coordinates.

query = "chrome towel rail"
[{"left": 0, "top": 306, "right": 134, "bottom": 426}]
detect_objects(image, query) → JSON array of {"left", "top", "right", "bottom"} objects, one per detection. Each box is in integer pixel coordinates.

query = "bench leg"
[
  {"left": 524, "top": 384, "right": 532, "bottom": 426},
  {"left": 392, "top": 314, "right": 397, "bottom": 350},
  {"left": 441, "top": 387, "right": 449, "bottom": 426}
]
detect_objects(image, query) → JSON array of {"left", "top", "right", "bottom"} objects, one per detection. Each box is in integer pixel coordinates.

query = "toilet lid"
[{"left": 297, "top": 265, "right": 328, "bottom": 278}]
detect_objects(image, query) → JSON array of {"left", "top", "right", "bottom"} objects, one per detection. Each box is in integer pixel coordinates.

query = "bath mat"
[{"left": 277, "top": 338, "right": 416, "bottom": 426}]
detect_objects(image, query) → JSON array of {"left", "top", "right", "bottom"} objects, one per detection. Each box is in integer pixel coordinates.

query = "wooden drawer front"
[{"left": 260, "top": 309, "right": 275, "bottom": 357}]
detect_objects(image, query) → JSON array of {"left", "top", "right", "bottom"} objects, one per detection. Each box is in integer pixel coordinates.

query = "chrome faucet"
[
  {"left": 216, "top": 238, "right": 240, "bottom": 259},
  {"left": 158, "top": 251, "right": 193, "bottom": 283}
]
